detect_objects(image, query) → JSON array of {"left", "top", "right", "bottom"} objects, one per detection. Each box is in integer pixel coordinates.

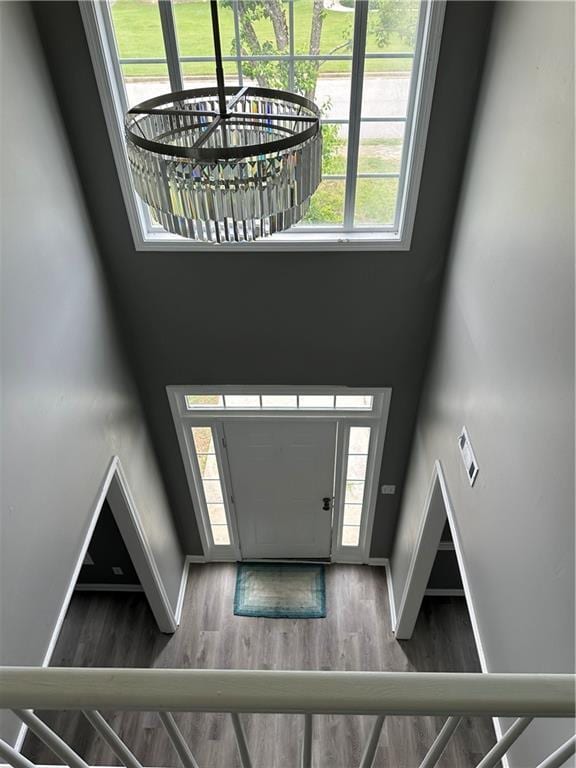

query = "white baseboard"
[
  {"left": 75, "top": 584, "right": 143, "bottom": 592},
  {"left": 365, "top": 558, "right": 397, "bottom": 633},
  {"left": 175, "top": 555, "right": 206, "bottom": 625},
  {"left": 383, "top": 559, "right": 398, "bottom": 633}
]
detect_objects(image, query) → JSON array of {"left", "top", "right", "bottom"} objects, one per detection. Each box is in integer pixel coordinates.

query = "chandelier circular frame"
[{"left": 125, "top": 85, "right": 321, "bottom": 163}]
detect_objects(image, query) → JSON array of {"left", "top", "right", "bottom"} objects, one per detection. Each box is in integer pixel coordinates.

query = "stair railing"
[{"left": 0, "top": 667, "right": 574, "bottom": 768}]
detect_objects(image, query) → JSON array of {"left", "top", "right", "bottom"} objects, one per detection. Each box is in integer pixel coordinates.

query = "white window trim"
[
  {"left": 80, "top": 1, "right": 445, "bottom": 251},
  {"left": 167, "top": 385, "right": 391, "bottom": 562}
]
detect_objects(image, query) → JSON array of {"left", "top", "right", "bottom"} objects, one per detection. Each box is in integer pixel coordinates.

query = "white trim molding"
[
  {"left": 13, "top": 456, "right": 179, "bottom": 751},
  {"left": 391, "top": 460, "right": 509, "bottom": 763},
  {"left": 175, "top": 555, "right": 206, "bottom": 625},
  {"left": 366, "top": 558, "right": 397, "bottom": 634},
  {"left": 385, "top": 559, "right": 398, "bottom": 632},
  {"left": 109, "top": 459, "right": 179, "bottom": 633}
]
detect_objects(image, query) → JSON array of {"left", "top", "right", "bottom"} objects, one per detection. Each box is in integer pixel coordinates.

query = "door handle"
[{"left": 322, "top": 497, "right": 332, "bottom": 511}]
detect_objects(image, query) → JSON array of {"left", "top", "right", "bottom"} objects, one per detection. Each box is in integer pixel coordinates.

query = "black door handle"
[{"left": 322, "top": 497, "right": 332, "bottom": 511}]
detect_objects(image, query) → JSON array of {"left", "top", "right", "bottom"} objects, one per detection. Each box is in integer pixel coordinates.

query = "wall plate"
[{"left": 458, "top": 427, "right": 479, "bottom": 486}]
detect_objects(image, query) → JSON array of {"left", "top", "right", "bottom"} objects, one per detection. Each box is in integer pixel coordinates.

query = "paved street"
[{"left": 125, "top": 73, "right": 410, "bottom": 139}]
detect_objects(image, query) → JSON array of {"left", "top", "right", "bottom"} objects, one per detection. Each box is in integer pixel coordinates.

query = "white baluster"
[
  {"left": 0, "top": 738, "right": 36, "bottom": 768},
  {"left": 535, "top": 735, "right": 576, "bottom": 768},
  {"left": 474, "top": 717, "right": 533, "bottom": 768},
  {"left": 13, "top": 710, "right": 90, "bottom": 768},
  {"left": 418, "top": 716, "right": 462, "bottom": 768},
  {"left": 301, "top": 713, "right": 313, "bottom": 768},
  {"left": 158, "top": 711, "right": 201, "bottom": 768},
  {"left": 230, "top": 712, "right": 252, "bottom": 768},
  {"left": 358, "top": 715, "right": 385, "bottom": 768},
  {"left": 83, "top": 711, "right": 142, "bottom": 768}
]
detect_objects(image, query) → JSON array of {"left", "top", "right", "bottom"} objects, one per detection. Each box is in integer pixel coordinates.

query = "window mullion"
[
  {"left": 343, "top": 1, "right": 369, "bottom": 231},
  {"left": 158, "top": 0, "right": 183, "bottom": 91},
  {"left": 232, "top": 2, "right": 243, "bottom": 86},
  {"left": 394, "top": 0, "right": 429, "bottom": 232}
]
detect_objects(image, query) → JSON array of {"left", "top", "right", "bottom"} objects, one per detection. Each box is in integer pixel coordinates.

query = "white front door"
[{"left": 224, "top": 420, "right": 337, "bottom": 559}]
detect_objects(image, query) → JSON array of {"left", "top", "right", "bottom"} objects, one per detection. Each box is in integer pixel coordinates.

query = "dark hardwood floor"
[{"left": 23, "top": 564, "right": 497, "bottom": 768}]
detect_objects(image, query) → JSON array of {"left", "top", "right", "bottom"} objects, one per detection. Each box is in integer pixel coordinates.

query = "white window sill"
[{"left": 135, "top": 228, "right": 412, "bottom": 252}]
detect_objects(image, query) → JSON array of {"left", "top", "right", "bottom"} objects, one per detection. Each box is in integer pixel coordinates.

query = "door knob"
[{"left": 322, "top": 497, "right": 332, "bottom": 511}]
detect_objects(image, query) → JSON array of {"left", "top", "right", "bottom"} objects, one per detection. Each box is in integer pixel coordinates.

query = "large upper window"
[{"left": 81, "top": 0, "right": 445, "bottom": 250}]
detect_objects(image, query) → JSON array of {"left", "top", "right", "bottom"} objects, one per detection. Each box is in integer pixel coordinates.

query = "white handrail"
[{"left": 0, "top": 668, "right": 573, "bottom": 717}]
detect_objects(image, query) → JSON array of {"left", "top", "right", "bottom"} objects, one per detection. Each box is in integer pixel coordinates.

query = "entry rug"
[{"left": 234, "top": 563, "right": 326, "bottom": 619}]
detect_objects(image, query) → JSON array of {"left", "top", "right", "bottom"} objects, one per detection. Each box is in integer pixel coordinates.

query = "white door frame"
[
  {"left": 394, "top": 460, "right": 487, "bottom": 672},
  {"left": 13, "top": 456, "right": 178, "bottom": 754},
  {"left": 393, "top": 460, "right": 508, "bottom": 760},
  {"left": 105, "top": 458, "right": 179, "bottom": 632},
  {"left": 46, "top": 456, "right": 178, "bottom": 653},
  {"left": 167, "top": 386, "right": 392, "bottom": 563}
]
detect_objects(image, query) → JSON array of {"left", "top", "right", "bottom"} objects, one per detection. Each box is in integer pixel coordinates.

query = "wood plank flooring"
[{"left": 23, "top": 564, "right": 497, "bottom": 768}]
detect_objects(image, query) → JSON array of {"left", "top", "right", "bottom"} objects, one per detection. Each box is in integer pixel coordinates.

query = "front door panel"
[{"left": 224, "top": 420, "right": 337, "bottom": 559}]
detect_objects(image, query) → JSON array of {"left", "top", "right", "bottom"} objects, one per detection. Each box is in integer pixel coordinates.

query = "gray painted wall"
[
  {"left": 391, "top": 2, "right": 574, "bottom": 764},
  {"left": 31, "top": 2, "right": 494, "bottom": 557},
  {"left": 0, "top": 1, "right": 183, "bottom": 743}
]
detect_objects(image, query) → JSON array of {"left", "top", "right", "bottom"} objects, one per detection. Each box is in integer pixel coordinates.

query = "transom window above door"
[
  {"left": 184, "top": 392, "right": 374, "bottom": 411},
  {"left": 79, "top": 0, "right": 446, "bottom": 251}
]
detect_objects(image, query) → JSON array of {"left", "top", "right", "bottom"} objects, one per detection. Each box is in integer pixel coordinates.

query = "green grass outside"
[
  {"left": 111, "top": 0, "right": 414, "bottom": 78},
  {"left": 112, "top": 1, "right": 407, "bottom": 227},
  {"left": 304, "top": 177, "right": 397, "bottom": 225},
  {"left": 324, "top": 137, "right": 403, "bottom": 175}
]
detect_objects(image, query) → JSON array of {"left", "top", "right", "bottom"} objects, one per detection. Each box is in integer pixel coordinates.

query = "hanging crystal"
[
  {"left": 126, "top": 90, "right": 322, "bottom": 244},
  {"left": 124, "top": 1, "right": 322, "bottom": 244}
]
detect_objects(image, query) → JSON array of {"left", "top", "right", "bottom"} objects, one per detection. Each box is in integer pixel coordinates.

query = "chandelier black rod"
[
  {"left": 191, "top": 116, "right": 222, "bottom": 149},
  {"left": 226, "top": 85, "right": 249, "bottom": 110},
  {"left": 210, "top": 0, "right": 228, "bottom": 118}
]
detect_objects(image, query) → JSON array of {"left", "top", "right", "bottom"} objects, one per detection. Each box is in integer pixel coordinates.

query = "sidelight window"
[
  {"left": 192, "top": 426, "right": 230, "bottom": 546},
  {"left": 341, "top": 426, "right": 371, "bottom": 547}
]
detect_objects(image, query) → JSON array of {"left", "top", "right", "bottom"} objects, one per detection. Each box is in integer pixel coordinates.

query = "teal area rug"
[{"left": 234, "top": 563, "right": 326, "bottom": 618}]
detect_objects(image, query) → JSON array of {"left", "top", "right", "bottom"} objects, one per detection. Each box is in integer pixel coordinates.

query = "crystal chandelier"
[{"left": 125, "top": 1, "right": 322, "bottom": 244}]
